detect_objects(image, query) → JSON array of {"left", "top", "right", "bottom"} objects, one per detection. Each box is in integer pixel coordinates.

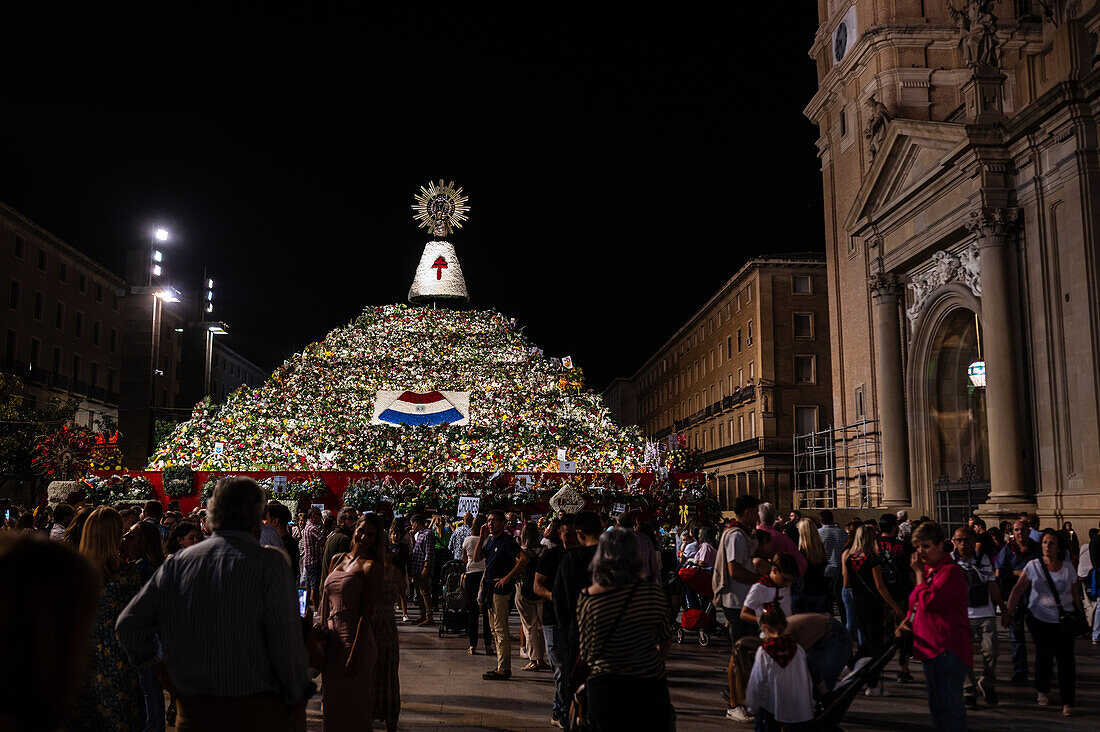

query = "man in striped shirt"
[
  {"left": 409, "top": 515, "right": 435, "bottom": 626},
  {"left": 117, "top": 477, "right": 311, "bottom": 730},
  {"left": 300, "top": 507, "right": 324, "bottom": 605},
  {"left": 818, "top": 510, "right": 847, "bottom": 619}
]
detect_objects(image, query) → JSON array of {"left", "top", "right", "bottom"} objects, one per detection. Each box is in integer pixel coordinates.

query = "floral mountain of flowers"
[{"left": 150, "top": 304, "right": 650, "bottom": 473}]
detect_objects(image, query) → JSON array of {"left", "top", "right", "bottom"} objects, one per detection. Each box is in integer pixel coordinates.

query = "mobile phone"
[
  {"left": 298, "top": 589, "right": 308, "bottom": 618},
  {"left": 3, "top": 510, "right": 9, "bottom": 521}
]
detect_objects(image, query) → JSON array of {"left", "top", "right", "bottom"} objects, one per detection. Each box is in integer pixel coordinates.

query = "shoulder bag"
[
  {"left": 567, "top": 580, "right": 641, "bottom": 732},
  {"left": 1036, "top": 559, "right": 1089, "bottom": 637}
]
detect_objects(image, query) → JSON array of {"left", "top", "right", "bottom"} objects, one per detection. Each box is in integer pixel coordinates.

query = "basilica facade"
[{"left": 806, "top": 0, "right": 1100, "bottom": 525}]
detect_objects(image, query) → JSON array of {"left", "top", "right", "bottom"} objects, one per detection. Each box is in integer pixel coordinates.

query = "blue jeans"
[
  {"left": 1008, "top": 608, "right": 1028, "bottom": 680},
  {"left": 806, "top": 618, "right": 851, "bottom": 691},
  {"left": 139, "top": 666, "right": 165, "bottom": 732},
  {"left": 542, "top": 624, "right": 568, "bottom": 719},
  {"left": 1092, "top": 596, "right": 1100, "bottom": 642},
  {"left": 923, "top": 650, "right": 967, "bottom": 731},
  {"left": 841, "top": 587, "right": 864, "bottom": 646}
]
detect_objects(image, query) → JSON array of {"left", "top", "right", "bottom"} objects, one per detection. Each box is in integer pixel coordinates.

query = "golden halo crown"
[{"left": 412, "top": 180, "right": 470, "bottom": 239}]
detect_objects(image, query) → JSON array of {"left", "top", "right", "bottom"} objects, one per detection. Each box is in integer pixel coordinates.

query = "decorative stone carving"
[
  {"left": 905, "top": 243, "right": 982, "bottom": 321},
  {"left": 965, "top": 207, "right": 1020, "bottom": 241},
  {"left": 869, "top": 272, "right": 904, "bottom": 300},
  {"left": 864, "top": 94, "right": 891, "bottom": 160},
  {"left": 946, "top": 0, "right": 1001, "bottom": 69}
]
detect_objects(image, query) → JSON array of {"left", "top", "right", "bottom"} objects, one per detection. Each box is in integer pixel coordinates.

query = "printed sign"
[
  {"left": 214, "top": 441, "right": 224, "bottom": 455},
  {"left": 272, "top": 476, "right": 288, "bottom": 494},
  {"left": 558, "top": 460, "right": 577, "bottom": 474},
  {"left": 612, "top": 502, "right": 627, "bottom": 515},
  {"left": 557, "top": 448, "right": 568, "bottom": 461},
  {"left": 562, "top": 356, "right": 574, "bottom": 369},
  {"left": 516, "top": 474, "right": 534, "bottom": 489},
  {"left": 457, "top": 496, "right": 481, "bottom": 516}
]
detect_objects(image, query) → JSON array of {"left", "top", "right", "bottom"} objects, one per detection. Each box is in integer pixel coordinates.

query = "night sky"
[{"left": 1, "top": 7, "right": 824, "bottom": 390}]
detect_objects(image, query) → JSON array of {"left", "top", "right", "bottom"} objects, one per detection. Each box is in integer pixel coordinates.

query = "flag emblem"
[{"left": 372, "top": 390, "right": 470, "bottom": 426}]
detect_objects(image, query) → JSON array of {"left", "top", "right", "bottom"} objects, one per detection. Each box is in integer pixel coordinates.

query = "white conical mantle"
[{"left": 408, "top": 240, "right": 469, "bottom": 303}]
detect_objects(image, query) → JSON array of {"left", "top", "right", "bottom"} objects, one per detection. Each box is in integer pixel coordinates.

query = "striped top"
[{"left": 577, "top": 580, "right": 671, "bottom": 679}]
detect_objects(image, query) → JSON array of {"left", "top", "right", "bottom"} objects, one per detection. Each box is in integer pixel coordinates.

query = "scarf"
[{"left": 762, "top": 635, "right": 799, "bottom": 668}]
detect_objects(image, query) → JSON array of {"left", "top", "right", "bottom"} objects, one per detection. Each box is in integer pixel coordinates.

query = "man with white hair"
[
  {"left": 897, "top": 510, "right": 912, "bottom": 542},
  {"left": 117, "top": 477, "right": 310, "bottom": 730},
  {"left": 755, "top": 502, "right": 807, "bottom": 576}
]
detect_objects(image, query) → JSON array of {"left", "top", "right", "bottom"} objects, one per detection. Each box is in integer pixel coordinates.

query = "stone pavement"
[{"left": 306, "top": 611, "right": 1100, "bottom": 730}]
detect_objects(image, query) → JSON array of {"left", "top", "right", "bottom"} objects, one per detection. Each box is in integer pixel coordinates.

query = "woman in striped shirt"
[{"left": 577, "top": 528, "right": 674, "bottom": 731}]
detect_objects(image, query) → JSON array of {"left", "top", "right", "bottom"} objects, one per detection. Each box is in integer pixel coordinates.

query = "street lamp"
[{"left": 204, "top": 320, "right": 229, "bottom": 398}]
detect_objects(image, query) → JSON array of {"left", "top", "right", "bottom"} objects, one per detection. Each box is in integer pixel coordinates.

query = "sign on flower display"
[
  {"left": 149, "top": 305, "right": 651, "bottom": 473},
  {"left": 371, "top": 390, "right": 470, "bottom": 426}
]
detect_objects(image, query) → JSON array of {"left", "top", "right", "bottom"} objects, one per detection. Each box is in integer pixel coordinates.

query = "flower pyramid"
[{"left": 150, "top": 304, "right": 647, "bottom": 472}]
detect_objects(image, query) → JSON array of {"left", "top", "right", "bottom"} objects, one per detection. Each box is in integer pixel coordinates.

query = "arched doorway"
[
  {"left": 906, "top": 284, "right": 990, "bottom": 525},
  {"left": 927, "top": 308, "right": 988, "bottom": 483}
]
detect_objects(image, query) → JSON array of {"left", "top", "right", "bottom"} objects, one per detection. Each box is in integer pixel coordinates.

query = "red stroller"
[{"left": 676, "top": 566, "right": 722, "bottom": 646}]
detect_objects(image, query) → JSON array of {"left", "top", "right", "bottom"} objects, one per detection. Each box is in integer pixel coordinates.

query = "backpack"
[{"left": 953, "top": 551, "right": 991, "bottom": 608}]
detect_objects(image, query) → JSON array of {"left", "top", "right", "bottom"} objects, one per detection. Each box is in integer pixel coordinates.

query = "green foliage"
[{"left": 0, "top": 373, "right": 79, "bottom": 482}]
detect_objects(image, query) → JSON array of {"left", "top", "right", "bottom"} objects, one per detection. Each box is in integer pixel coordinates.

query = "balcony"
[{"left": 0, "top": 357, "right": 119, "bottom": 406}]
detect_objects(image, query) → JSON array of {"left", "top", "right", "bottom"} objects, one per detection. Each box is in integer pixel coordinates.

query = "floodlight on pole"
[
  {"left": 155, "top": 287, "right": 181, "bottom": 303},
  {"left": 154, "top": 228, "right": 169, "bottom": 242}
]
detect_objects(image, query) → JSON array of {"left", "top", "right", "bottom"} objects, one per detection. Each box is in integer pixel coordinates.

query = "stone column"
[
  {"left": 968, "top": 209, "right": 1030, "bottom": 507},
  {"left": 870, "top": 273, "right": 911, "bottom": 507}
]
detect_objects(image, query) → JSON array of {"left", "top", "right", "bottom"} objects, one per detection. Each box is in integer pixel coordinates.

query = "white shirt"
[
  {"left": 746, "top": 644, "right": 814, "bottom": 723},
  {"left": 953, "top": 551, "right": 996, "bottom": 619},
  {"left": 718, "top": 529, "right": 755, "bottom": 610},
  {"left": 742, "top": 581, "right": 793, "bottom": 620},
  {"left": 463, "top": 535, "right": 485, "bottom": 572},
  {"left": 1024, "top": 559, "right": 1077, "bottom": 624},
  {"left": 1078, "top": 543, "right": 1094, "bottom": 580}
]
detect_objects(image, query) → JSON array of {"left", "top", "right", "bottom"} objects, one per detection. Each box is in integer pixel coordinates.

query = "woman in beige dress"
[{"left": 321, "top": 514, "right": 383, "bottom": 730}]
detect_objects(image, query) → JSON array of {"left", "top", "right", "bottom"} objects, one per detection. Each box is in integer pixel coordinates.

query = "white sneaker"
[
  {"left": 401, "top": 615, "right": 411, "bottom": 622},
  {"left": 725, "top": 706, "right": 753, "bottom": 722},
  {"left": 865, "top": 686, "right": 890, "bottom": 697}
]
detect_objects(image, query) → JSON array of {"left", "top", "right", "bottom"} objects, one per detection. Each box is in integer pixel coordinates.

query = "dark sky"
[{"left": 1, "top": 7, "right": 824, "bottom": 390}]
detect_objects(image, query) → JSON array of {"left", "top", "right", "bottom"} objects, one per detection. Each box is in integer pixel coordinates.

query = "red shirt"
[
  {"left": 908, "top": 556, "right": 973, "bottom": 667},
  {"left": 758, "top": 525, "right": 808, "bottom": 576}
]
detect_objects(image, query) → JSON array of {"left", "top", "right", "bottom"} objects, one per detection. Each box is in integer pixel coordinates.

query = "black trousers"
[
  {"left": 586, "top": 674, "right": 672, "bottom": 732},
  {"left": 1026, "top": 615, "right": 1076, "bottom": 706},
  {"left": 852, "top": 593, "right": 885, "bottom": 686},
  {"left": 464, "top": 570, "right": 491, "bottom": 648}
]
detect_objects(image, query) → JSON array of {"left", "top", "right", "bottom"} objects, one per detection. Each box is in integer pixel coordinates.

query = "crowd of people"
[{"left": 1, "top": 487, "right": 1098, "bottom": 731}]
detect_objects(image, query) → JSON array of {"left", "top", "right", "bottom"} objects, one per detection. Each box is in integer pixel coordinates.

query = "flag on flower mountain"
[{"left": 371, "top": 390, "right": 471, "bottom": 426}]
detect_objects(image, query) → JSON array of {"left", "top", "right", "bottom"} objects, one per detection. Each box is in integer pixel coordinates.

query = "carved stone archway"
[{"left": 905, "top": 282, "right": 984, "bottom": 513}]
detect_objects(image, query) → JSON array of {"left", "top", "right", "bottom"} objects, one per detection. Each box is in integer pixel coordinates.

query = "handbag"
[
  {"left": 1037, "top": 559, "right": 1089, "bottom": 637},
  {"left": 567, "top": 580, "right": 641, "bottom": 732}
]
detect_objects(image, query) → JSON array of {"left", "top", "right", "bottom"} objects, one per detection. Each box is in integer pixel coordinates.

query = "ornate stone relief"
[{"left": 905, "top": 243, "right": 981, "bottom": 322}]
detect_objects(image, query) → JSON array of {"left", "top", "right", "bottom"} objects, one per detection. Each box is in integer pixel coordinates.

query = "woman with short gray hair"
[{"left": 577, "top": 528, "right": 674, "bottom": 730}]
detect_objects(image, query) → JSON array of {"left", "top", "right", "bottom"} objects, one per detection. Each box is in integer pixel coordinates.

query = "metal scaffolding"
[{"left": 793, "top": 419, "right": 881, "bottom": 509}]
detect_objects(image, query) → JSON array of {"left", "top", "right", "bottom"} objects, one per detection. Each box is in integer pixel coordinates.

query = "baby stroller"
[
  {"left": 812, "top": 637, "right": 901, "bottom": 731},
  {"left": 437, "top": 559, "right": 468, "bottom": 638},
  {"left": 674, "top": 565, "right": 725, "bottom": 646}
]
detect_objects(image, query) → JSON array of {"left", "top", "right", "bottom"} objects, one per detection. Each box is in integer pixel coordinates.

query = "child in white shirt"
[{"left": 746, "top": 603, "right": 815, "bottom": 730}]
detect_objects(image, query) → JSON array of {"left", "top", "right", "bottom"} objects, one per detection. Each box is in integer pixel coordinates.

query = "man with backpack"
[
  {"left": 951, "top": 525, "right": 1006, "bottom": 708},
  {"left": 878, "top": 514, "right": 915, "bottom": 683}
]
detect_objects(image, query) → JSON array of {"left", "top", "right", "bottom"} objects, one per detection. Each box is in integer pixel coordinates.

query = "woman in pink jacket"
[{"left": 896, "top": 521, "right": 972, "bottom": 731}]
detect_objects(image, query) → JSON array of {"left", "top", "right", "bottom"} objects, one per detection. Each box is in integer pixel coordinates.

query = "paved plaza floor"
[{"left": 303, "top": 610, "right": 1100, "bottom": 730}]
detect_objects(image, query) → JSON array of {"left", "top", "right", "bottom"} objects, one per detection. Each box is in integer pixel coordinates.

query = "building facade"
[
  {"left": 2, "top": 200, "right": 268, "bottom": 469},
  {"left": 605, "top": 256, "right": 832, "bottom": 510},
  {"left": 2, "top": 201, "right": 131, "bottom": 425},
  {"left": 806, "top": 0, "right": 1100, "bottom": 524}
]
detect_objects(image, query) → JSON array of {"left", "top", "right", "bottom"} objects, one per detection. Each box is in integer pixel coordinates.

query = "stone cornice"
[{"left": 806, "top": 22, "right": 1041, "bottom": 124}]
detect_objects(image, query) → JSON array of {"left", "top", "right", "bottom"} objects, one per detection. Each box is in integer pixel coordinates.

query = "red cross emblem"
[{"left": 431, "top": 256, "right": 448, "bottom": 280}]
